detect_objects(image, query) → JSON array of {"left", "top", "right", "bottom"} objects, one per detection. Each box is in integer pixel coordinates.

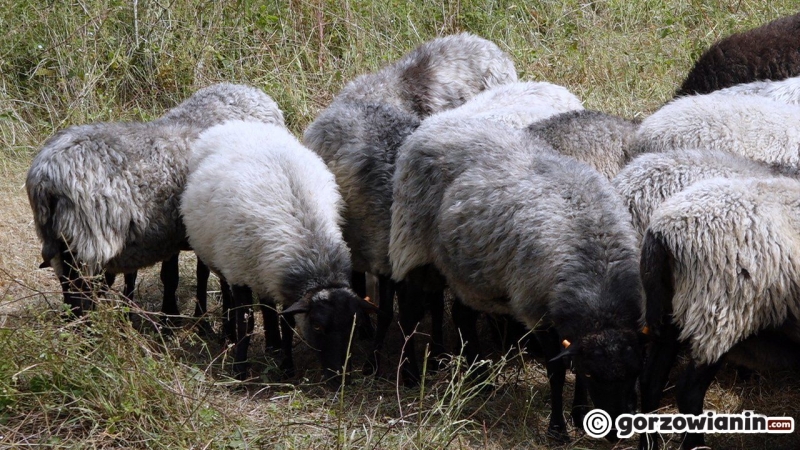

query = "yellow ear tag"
[{"left": 642, "top": 326, "right": 650, "bottom": 335}]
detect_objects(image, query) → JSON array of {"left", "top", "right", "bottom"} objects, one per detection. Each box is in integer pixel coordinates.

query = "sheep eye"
[{"left": 312, "top": 324, "right": 324, "bottom": 333}]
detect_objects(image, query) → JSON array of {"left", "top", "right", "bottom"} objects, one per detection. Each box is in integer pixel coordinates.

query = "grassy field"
[{"left": 2, "top": 0, "right": 800, "bottom": 448}]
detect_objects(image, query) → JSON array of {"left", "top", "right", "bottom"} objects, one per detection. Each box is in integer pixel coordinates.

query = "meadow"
[{"left": 1, "top": 1, "right": 799, "bottom": 448}]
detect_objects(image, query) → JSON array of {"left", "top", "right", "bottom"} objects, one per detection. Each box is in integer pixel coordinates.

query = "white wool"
[
  {"left": 648, "top": 176, "right": 800, "bottom": 364},
  {"left": 181, "top": 121, "right": 346, "bottom": 302}
]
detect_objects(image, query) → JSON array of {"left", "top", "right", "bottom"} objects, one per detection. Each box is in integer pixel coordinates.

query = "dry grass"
[{"left": 2, "top": 0, "right": 800, "bottom": 448}]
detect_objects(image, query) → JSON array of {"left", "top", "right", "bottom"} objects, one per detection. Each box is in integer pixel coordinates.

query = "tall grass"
[{"left": 2, "top": 1, "right": 800, "bottom": 448}]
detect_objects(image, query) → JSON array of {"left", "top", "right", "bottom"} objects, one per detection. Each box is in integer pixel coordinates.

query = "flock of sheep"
[{"left": 23, "top": 11, "right": 800, "bottom": 450}]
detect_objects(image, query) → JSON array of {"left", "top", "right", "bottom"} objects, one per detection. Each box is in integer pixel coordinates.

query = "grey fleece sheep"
[
  {"left": 612, "top": 149, "right": 796, "bottom": 238},
  {"left": 26, "top": 83, "right": 284, "bottom": 317},
  {"left": 527, "top": 109, "right": 638, "bottom": 179},
  {"left": 392, "top": 120, "right": 644, "bottom": 439},
  {"left": 390, "top": 83, "right": 583, "bottom": 282},
  {"left": 639, "top": 176, "right": 800, "bottom": 449},
  {"left": 303, "top": 33, "right": 518, "bottom": 381},
  {"left": 713, "top": 74, "right": 800, "bottom": 105},
  {"left": 631, "top": 92, "right": 800, "bottom": 167},
  {"left": 182, "top": 120, "right": 375, "bottom": 383},
  {"left": 676, "top": 12, "right": 800, "bottom": 97}
]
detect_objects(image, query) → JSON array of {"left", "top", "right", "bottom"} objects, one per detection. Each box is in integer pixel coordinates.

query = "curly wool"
[
  {"left": 435, "top": 147, "right": 642, "bottom": 336},
  {"left": 712, "top": 75, "right": 800, "bottom": 105},
  {"left": 390, "top": 82, "right": 583, "bottom": 281},
  {"left": 632, "top": 93, "right": 800, "bottom": 168},
  {"left": 527, "top": 110, "right": 638, "bottom": 180},
  {"left": 181, "top": 120, "right": 351, "bottom": 304},
  {"left": 612, "top": 149, "right": 788, "bottom": 238},
  {"left": 26, "top": 83, "right": 284, "bottom": 275},
  {"left": 646, "top": 176, "right": 800, "bottom": 364},
  {"left": 676, "top": 12, "right": 800, "bottom": 96}
]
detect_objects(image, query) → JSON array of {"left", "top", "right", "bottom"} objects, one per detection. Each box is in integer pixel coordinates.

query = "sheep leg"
[
  {"left": 123, "top": 272, "right": 137, "bottom": 301},
  {"left": 160, "top": 254, "right": 181, "bottom": 321},
  {"left": 638, "top": 323, "right": 681, "bottom": 450},
  {"left": 194, "top": 259, "right": 209, "bottom": 318},
  {"left": 426, "top": 288, "right": 447, "bottom": 363},
  {"left": 219, "top": 278, "right": 236, "bottom": 343},
  {"left": 538, "top": 328, "right": 569, "bottom": 442},
  {"left": 571, "top": 372, "right": 590, "bottom": 430},
  {"left": 258, "top": 296, "right": 281, "bottom": 353},
  {"left": 675, "top": 360, "right": 722, "bottom": 450},
  {"left": 230, "top": 284, "right": 254, "bottom": 381},
  {"left": 451, "top": 297, "right": 481, "bottom": 365},
  {"left": 363, "top": 274, "right": 395, "bottom": 377},
  {"left": 58, "top": 243, "right": 91, "bottom": 317},
  {"left": 396, "top": 280, "right": 428, "bottom": 386},
  {"left": 193, "top": 259, "right": 214, "bottom": 336},
  {"left": 279, "top": 313, "right": 297, "bottom": 378},
  {"left": 351, "top": 270, "right": 367, "bottom": 298}
]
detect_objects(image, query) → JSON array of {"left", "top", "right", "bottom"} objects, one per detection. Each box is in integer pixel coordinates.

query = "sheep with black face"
[{"left": 181, "top": 120, "right": 375, "bottom": 383}]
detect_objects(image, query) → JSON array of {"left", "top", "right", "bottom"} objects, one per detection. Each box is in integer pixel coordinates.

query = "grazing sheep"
[
  {"left": 26, "top": 83, "right": 284, "bottom": 318},
  {"left": 631, "top": 93, "right": 800, "bottom": 167},
  {"left": 612, "top": 149, "right": 795, "bottom": 238},
  {"left": 527, "top": 109, "right": 638, "bottom": 179},
  {"left": 397, "top": 120, "right": 643, "bottom": 439},
  {"left": 713, "top": 74, "right": 800, "bottom": 105},
  {"left": 639, "top": 176, "right": 800, "bottom": 449},
  {"left": 181, "top": 120, "right": 375, "bottom": 382},
  {"left": 303, "top": 34, "right": 518, "bottom": 381},
  {"left": 676, "top": 13, "right": 800, "bottom": 96}
]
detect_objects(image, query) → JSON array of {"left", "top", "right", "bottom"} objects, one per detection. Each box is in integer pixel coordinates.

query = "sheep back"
[
  {"left": 644, "top": 176, "right": 800, "bottom": 364},
  {"left": 27, "top": 122, "right": 195, "bottom": 274},
  {"left": 612, "top": 149, "right": 783, "bottom": 238},
  {"left": 632, "top": 93, "right": 800, "bottom": 167},
  {"left": 676, "top": 13, "right": 800, "bottom": 96},
  {"left": 182, "top": 121, "right": 351, "bottom": 304},
  {"left": 303, "top": 102, "right": 419, "bottom": 275},
  {"left": 527, "top": 109, "right": 638, "bottom": 179}
]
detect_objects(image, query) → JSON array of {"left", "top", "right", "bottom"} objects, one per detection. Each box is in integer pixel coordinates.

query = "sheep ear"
[
  {"left": 549, "top": 343, "right": 578, "bottom": 362},
  {"left": 282, "top": 300, "right": 309, "bottom": 316},
  {"left": 359, "top": 296, "right": 380, "bottom": 315}
]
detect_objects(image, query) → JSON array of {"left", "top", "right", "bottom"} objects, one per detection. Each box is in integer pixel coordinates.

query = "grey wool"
[
  {"left": 676, "top": 12, "right": 800, "bottom": 97},
  {"left": 303, "top": 33, "right": 517, "bottom": 277},
  {"left": 26, "top": 83, "right": 284, "bottom": 278},
  {"left": 527, "top": 109, "right": 638, "bottom": 180},
  {"left": 643, "top": 176, "right": 800, "bottom": 365},
  {"left": 612, "top": 149, "right": 793, "bottom": 238}
]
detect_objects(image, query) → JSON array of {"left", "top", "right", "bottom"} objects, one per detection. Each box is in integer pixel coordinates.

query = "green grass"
[{"left": 2, "top": 0, "right": 800, "bottom": 448}]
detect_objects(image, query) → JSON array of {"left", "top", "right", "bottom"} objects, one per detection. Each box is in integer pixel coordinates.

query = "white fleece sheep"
[
  {"left": 182, "top": 120, "right": 373, "bottom": 381},
  {"left": 632, "top": 93, "right": 800, "bottom": 167},
  {"left": 713, "top": 75, "right": 800, "bottom": 105},
  {"left": 26, "top": 83, "right": 284, "bottom": 314}
]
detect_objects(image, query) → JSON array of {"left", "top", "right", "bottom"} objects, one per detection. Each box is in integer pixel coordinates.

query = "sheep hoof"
[
  {"left": 546, "top": 422, "right": 570, "bottom": 443},
  {"left": 571, "top": 406, "right": 590, "bottom": 430},
  {"left": 194, "top": 319, "right": 215, "bottom": 338}
]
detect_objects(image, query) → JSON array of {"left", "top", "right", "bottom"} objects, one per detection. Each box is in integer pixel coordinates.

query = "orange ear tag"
[{"left": 562, "top": 339, "right": 571, "bottom": 348}]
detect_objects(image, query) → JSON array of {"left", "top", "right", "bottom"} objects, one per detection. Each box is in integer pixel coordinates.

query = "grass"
[{"left": 2, "top": 0, "right": 800, "bottom": 448}]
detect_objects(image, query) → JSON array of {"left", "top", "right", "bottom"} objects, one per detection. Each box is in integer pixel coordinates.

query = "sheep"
[
  {"left": 638, "top": 176, "right": 800, "bottom": 449},
  {"left": 392, "top": 119, "right": 644, "bottom": 440},
  {"left": 712, "top": 74, "right": 800, "bottom": 105},
  {"left": 676, "top": 12, "right": 800, "bottom": 97},
  {"left": 631, "top": 92, "right": 800, "bottom": 167},
  {"left": 527, "top": 109, "right": 638, "bottom": 179},
  {"left": 303, "top": 34, "right": 518, "bottom": 381},
  {"left": 181, "top": 120, "right": 376, "bottom": 383},
  {"left": 26, "top": 83, "right": 284, "bottom": 320},
  {"left": 390, "top": 81, "right": 584, "bottom": 285},
  {"left": 611, "top": 149, "right": 797, "bottom": 239},
  {"left": 380, "top": 80, "right": 583, "bottom": 383}
]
